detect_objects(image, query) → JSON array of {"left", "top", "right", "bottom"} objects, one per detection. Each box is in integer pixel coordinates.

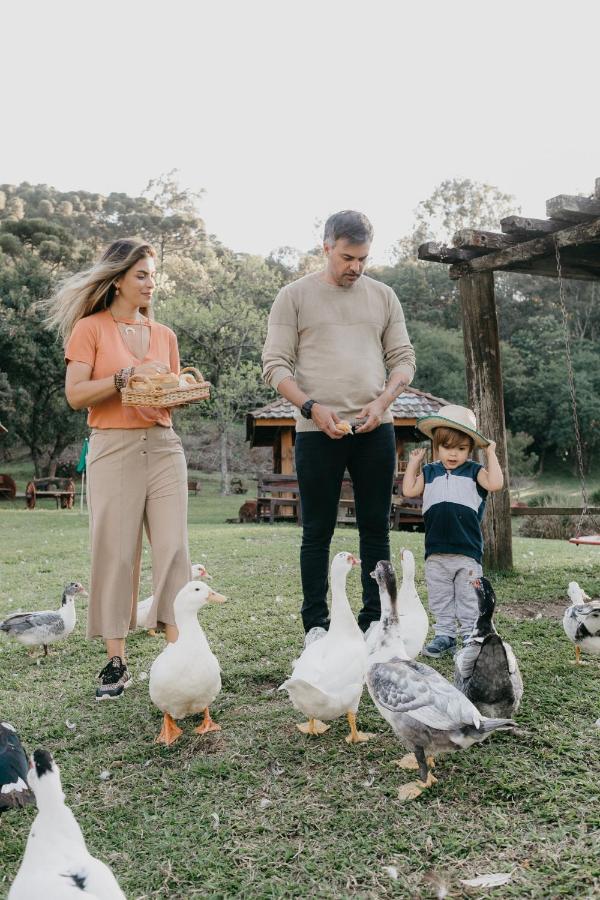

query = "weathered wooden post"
[{"left": 458, "top": 272, "right": 513, "bottom": 570}]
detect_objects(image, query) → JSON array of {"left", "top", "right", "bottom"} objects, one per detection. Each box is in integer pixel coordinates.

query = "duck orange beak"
[
  {"left": 349, "top": 555, "right": 361, "bottom": 567},
  {"left": 207, "top": 589, "right": 227, "bottom": 604}
]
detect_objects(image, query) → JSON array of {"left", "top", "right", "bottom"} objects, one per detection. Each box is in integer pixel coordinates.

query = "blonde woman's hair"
[{"left": 45, "top": 238, "right": 157, "bottom": 343}]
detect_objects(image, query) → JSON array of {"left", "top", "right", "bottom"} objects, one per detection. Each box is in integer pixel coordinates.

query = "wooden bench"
[
  {"left": 390, "top": 498, "right": 424, "bottom": 530},
  {"left": 25, "top": 477, "right": 75, "bottom": 510},
  {"left": 257, "top": 474, "right": 302, "bottom": 524}
]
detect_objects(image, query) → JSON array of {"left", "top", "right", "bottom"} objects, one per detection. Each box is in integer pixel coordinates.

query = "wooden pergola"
[{"left": 418, "top": 180, "right": 600, "bottom": 570}]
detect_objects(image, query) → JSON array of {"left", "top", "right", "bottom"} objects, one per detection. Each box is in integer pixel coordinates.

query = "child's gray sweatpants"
[{"left": 424, "top": 553, "right": 483, "bottom": 638}]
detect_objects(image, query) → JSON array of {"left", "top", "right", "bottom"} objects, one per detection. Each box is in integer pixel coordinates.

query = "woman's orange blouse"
[{"left": 65, "top": 310, "right": 180, "bottom": 429}]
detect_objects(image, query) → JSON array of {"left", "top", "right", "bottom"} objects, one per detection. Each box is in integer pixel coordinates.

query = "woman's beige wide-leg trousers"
[{"left": 86, "top": 426, "right": 191, "bottom": 639}]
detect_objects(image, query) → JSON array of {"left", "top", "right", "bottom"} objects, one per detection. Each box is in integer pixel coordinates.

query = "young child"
[{"left": 402, "top": 404, "right": 504, "bottom": 658}]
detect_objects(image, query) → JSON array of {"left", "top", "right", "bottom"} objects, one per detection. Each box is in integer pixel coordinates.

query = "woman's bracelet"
[{"left": 114, "top": 366, "right": 135, "bottom": 392}]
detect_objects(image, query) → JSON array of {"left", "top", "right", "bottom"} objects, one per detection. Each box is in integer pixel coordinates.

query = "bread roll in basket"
[{"left": 121, "top": 366, "right": 211, "bottom": 408}]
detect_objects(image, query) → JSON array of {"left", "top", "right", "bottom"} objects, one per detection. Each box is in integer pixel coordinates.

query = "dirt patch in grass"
[{"left": 503, "top": 599, "right": 566, "bottom": 620}]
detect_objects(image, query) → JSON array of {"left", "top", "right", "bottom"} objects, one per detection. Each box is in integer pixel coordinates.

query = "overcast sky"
[{"left": 4, "top": 0, "right": 599, "bottom": 262}]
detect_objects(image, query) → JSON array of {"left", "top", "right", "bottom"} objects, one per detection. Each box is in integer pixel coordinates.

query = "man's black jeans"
[{"left": 295, "top": 423, "right": 396, "bottom": 633}]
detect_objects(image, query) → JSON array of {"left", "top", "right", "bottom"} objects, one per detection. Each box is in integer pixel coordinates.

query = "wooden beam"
[
  {"left": 500, "top": 215, "right": 566, "bottom": 236},
  {"left": 448, "top": 216, "right": 600, "bottom": 278},
  {"left": 280, "top": 429, "right": 294, "bottom": 475},
  {"left": 458, "top": 272, "right": 513, "bottom": 571},
  {"left": 451, "top": 257, "right": 600, "bottom": 282},
  {"left": 254, "top": 417, "right": 295, "bottom": 427},
  {"left": 510, "top": 506, "right": 600, "bottom": 517},
  {"left": 546, "top": 194, "right": 600, "bottom": 222},
  {"left": 453, "top": 229, "right": 519, "bottom": 251},
  {"left": 595, "top": 178, "right": 600, "bottom": 199},
  {"left": 418, "top": 242, "right": 482, "bottom": 263}
]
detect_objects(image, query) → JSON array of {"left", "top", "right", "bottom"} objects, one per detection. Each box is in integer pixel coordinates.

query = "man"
[{"left": 262, "top": 210, "right": 416, "bottom": 644}]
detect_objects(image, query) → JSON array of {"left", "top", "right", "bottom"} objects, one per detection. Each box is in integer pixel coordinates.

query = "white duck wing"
[
  {"left": 136, "top": 596, "right": 153, "bottom": 630},
  {"left": 454, "top": 641, "right": 481, "bottom": 682},
  {"left": 369, "top": 658, "right": 480, "bottom": 730},
  {"left": 1, "top": 611, "right": 64, "bottom": 637}
]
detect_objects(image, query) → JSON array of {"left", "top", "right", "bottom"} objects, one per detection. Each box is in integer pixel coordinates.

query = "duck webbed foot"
[
  {"left": 397, "top": 747, "right": 437, "bottom": 801},
  {"left": 396, "top": 753, "right": 435, "bottom": 770},
  {"left": 297, "top": 718, "right": 330, "bottom": 736},
  {"left": 345, "top": 711, "right": 374, "bottom": 744},
  {"left": 195, "top": 707, "right": 221, "bottom": 735},
  {"left": 397, "top": 771, "right": 437, "bottom": 801},
  {"left": 155, "top": 713, "right": 183, "bottom": 745}
]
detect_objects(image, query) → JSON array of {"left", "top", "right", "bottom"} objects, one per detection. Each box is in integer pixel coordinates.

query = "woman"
[{"left": 47, "top": 238, "right": 191, "bottom": 700}]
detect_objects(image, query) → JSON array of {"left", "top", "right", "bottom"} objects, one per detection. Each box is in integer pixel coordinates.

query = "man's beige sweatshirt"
[{"left": 262, "top": 271, "right": 416, "bottom": 433}]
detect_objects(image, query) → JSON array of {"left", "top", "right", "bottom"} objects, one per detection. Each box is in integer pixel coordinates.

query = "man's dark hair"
[{"left": 323, "top": 210, "right": 373, "bottom": 246}]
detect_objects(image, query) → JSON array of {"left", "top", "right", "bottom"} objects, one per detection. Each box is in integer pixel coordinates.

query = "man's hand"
[
  {"left": 311, "top": 403, "right": 345, "bottom": 439},
  {"left": 354, "top": 399, "right": 387, "bottom": 434}
]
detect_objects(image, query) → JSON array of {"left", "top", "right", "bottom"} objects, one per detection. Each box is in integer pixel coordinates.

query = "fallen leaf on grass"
[
  {"left": 211, "top": 813, "right": 220, "bottom": 830},
  {"left": 382, "top": 866, "right": 398, "bottom": 880},
  {"left": 461, "top": 872, "right": 512, "bottom": 888},
  {"left": 259, "top": 798, "right": 272, "bottom": 809}
]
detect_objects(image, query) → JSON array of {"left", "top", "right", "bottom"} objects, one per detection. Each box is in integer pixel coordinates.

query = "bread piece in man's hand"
[{"left": 334, "top": 421, "right": 353, "bottom": 435}]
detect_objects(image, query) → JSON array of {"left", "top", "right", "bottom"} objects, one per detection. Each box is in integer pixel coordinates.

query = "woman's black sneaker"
[{"left": 96, "top": 656, "right": 132, "bottom": 701}]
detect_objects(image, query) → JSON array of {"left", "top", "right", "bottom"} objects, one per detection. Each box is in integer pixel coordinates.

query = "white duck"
[
  {"left": 279, "top": 551, "right": 372, "bottom": 743},
  {"left": 9, "top": 748, "right": 125, "bottom": 899},
  {"left": 0, "top": 582, "right": 87, "bottom": 656},
  {"left": 563, "top": 581, "right": 600, "bottom": 664},
  {"left": 365, "top": 548, "right": 428, "bottom": 659},
  {"left": 149, "top": 579, "right": 226, "bottom": 745},
  {"left": 137, "top": 563, "right": 211, "bottom": 635},
  {"left": 367, "top": 561, "right": 516, "bottom": 801}
]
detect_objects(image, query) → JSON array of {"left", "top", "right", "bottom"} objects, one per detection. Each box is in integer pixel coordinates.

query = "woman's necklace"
[{"left": 110, "top": 310, "right": 150, "bottom": 360}]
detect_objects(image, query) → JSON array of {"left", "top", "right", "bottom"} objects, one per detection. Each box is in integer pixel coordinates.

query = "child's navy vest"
[{"left": 422, "top": 460, "right": 488, "bottom": 563}]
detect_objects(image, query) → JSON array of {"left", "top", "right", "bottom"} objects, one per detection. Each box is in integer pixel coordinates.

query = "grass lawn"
[{"left": 1, "top": 481, "right": 600, "bottom": 899}]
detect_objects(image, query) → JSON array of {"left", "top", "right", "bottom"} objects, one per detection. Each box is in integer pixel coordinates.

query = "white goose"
[
  {"left": 279, "top": 551, "right": 372, "bottom": 743},
  {"left": 365, "top": 548, "right": 428, "bottom": 659},
  {"left": 9, "top": 749, "right": 125, "bottom": 899},
  {"left": 149, "top": 579, "right": 226, "bottom": 745},
  {"left": 136, "top": 563, "right": 211, "bottom": 635},
  {"left": 563, "top": 581, "right": 600, "bottom": 664},
  {"left": 0, "top": 583, "right": 87, "bottom": 656}
]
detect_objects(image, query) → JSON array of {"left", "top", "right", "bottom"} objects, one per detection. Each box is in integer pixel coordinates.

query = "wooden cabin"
[{"left": 246, "top": 387, "right": 450, "bottom": 475}]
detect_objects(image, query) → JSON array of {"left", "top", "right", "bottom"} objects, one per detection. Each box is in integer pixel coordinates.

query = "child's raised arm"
[
  {"left": 403, "top": 448, "right": 426, "bottom": 497},
  {"left": 477, "top": 440, "right": 504, "bottom": 492}
]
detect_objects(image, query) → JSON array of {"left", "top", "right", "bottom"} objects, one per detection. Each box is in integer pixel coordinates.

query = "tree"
[
  {"left": 0, "top": 252, "right": 87, "bottom": 474},
  {"left": 157, "top": 252, "right": 273, "bottom": 493},
  {"left": 395, "top": 178, "right": 519, "bottom": 259}
]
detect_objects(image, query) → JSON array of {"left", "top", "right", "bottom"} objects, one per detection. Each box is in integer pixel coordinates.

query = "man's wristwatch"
[{"left": 300, "top": 399, "right": 317, "bottom": 419}]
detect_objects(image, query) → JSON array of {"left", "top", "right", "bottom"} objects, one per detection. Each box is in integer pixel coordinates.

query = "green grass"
[{"left": 1, "top": 499, "right": 600, "bottom": 899}]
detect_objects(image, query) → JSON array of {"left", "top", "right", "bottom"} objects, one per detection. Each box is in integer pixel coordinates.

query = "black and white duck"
[
  {"left": 367, "top": 560, "right": 517, "bottom": 801},
  {"left": 365, "top": 549, "right": 428, "bottom": 659},
  {"left": 563, "top": 581, "right": 600, "bottom": 664},
  {"left": 0, "top": 722, "right": 33, "bottom": 813},
  {"left": 0, "top": 582, "right": 87, "bottom": 656},
  {"left": 8, "top": 748, "right": 125, "bottom": 899},
  {"left": 454, "top": 576, "right": 523, "bottom": 717}
]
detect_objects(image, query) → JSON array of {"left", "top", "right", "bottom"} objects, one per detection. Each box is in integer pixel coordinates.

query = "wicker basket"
[{"left": 121, "top": 366, "right": 211, "bottom": 408}]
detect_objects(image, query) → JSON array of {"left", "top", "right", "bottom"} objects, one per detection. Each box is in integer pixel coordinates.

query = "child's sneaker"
[
  {"left": 95, "top": 656, "right": 132, "bottom": 700},
  {"left": 421, "top": 635, "right": 456, "bottom": 658}
]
